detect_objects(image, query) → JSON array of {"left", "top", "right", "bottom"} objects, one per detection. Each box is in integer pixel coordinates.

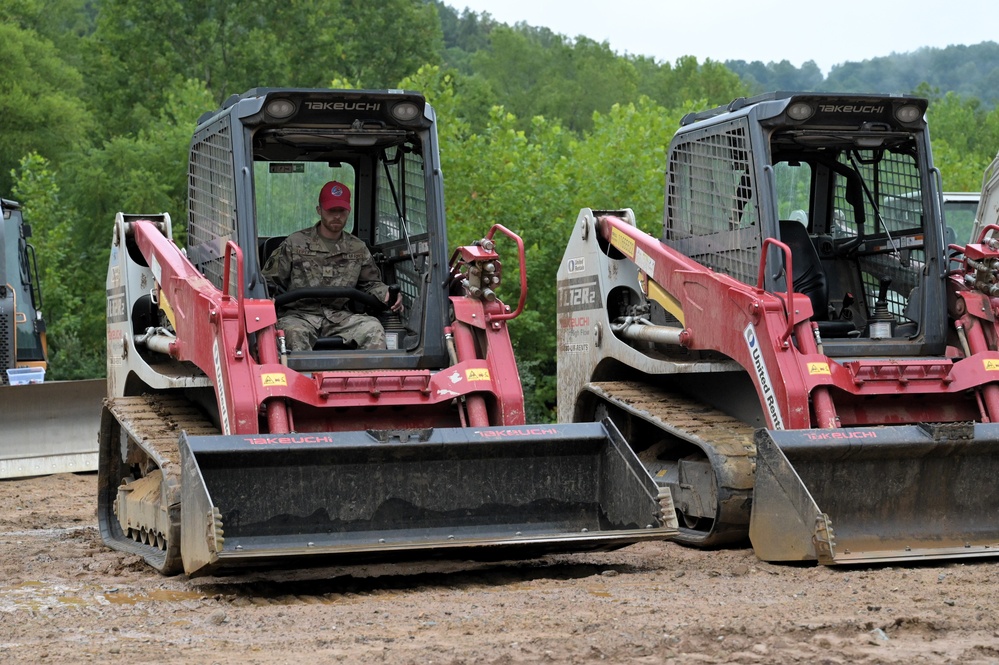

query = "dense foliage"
[{"left": 3, "top": 0, "right": 998, "bottom": 421}]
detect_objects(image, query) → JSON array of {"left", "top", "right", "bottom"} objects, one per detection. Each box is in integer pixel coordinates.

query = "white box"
[{"left": 6, "top": 367, "right": 45, "bottom": 385}]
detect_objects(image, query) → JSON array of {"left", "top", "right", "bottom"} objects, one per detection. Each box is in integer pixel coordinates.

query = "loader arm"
[{"left": 595, "top": 213, "right": 815, "bottom": 430}]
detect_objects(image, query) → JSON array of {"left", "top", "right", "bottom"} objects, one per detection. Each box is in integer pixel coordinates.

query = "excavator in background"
[
  {"left": 0, "top": 196, "right": 102, "bottom": 478},
  {"left": 100, "top": 88, "right": 675, "bottom": 577},
  {"left": 558, "top": 92, "right": 999, "bottom": 565}
]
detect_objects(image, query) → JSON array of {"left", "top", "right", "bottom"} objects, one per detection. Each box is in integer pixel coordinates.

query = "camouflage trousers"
[{"left": 277, "top": 310, "right": 386, "bottom": 350}]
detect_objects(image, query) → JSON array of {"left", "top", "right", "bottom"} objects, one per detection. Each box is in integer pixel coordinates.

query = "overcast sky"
[{"left": 444, "top": 0, "right": 996, "bottom": 75}]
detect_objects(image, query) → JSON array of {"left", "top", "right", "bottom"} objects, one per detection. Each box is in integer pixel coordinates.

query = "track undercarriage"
[
  {"left": 98, "top": 394, "right": 218, "bottom": 575},
  {"left": 581, "top": 381, "right": 755, "bottom": 547}
]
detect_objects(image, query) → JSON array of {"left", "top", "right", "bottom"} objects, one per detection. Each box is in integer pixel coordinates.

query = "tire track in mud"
[{"left": 189, "top": 558, "right": 652, "bottom": 607}]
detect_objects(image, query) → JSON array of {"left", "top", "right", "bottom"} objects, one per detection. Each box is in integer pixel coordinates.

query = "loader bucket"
[
  {"left": 750, "top": 424, "right": 999, "bottom": 565},
  {"left": 0, "top": 379, "right": 104, "bottom": 479},
  {"left": 177, "top": 420, "right": 676, "bottom": 576}
]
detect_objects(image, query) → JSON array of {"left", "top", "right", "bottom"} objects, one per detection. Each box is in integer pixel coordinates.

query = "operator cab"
[
  {"left": 667, "top": 92, "right": 945, "bottom": 358},
  {"left": 186, "top": 89, "right": 451, "bottom": 373},
  {"left": 764, "top": 96, "right": 945, "bottom": 358},
  {"left": 252, "top": 150, "right": 426, "bottom": 360},
  {"left": 771, "top": 135, "right": 934, "bottom": 355}
]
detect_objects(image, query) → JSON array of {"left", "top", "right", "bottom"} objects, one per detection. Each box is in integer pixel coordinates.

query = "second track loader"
[{"left": 558, "top": 92, "right": 999, "bottom": 564}]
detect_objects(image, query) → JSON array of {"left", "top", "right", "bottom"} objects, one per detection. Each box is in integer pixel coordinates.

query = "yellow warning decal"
[
  {"left": 985, "top": 359, "right": 999, "bottom": 372},
  {"left": 610, "top": 227, "right": 636, "bottom": 259},
  {"left": 261, "top": 373, "right": 288, "bottom": 386},
  {"left": 466, "top": 368, "right": 491, "bottom": 382},
  {"left": 159, "top": 289, "right": 177, "bottom": 330},
  {"left": 648, "top": 280, "right": 684, "bottom": 326},
  {"left": 808, "top": 362, "right": 831, "bottom": 375}
]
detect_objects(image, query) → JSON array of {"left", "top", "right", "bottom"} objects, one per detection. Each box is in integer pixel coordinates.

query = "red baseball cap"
[{"left": 319, "top": 181, "right": 351, "bottom": 211}]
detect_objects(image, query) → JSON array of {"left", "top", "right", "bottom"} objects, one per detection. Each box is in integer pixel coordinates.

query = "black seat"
[
  {"left": 778, "top": 220, "right": 856, "bottom": 338},
  {"left": 258, "top": 236, "right": 286, "bottom": 268},
  {"left": 779, "top": 220, "right": 828, "bottom": 320}
]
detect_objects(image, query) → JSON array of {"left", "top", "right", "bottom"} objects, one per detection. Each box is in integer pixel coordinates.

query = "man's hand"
[{"left": 386, "top": 289, "right": 404, "bottom": 313}]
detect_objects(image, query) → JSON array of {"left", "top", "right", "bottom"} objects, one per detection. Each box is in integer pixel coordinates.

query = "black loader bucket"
[
  {"left": 178, "top": 420, "right": 676, "bottom": 575},
  {"left": 750, "top": 424, "right": 999, "bottom": 565}
]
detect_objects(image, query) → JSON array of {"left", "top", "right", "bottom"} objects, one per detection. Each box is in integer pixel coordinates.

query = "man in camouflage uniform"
[{"left": 262, "top": 181, "right": 402, "bottom": 350}]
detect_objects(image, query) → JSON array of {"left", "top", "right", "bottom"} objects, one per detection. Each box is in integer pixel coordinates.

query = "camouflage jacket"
[{"left": 261, "top": 223, "right": 388, "bottom": 316}]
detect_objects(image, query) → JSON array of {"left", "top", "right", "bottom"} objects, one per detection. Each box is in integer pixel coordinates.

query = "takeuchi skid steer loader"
[
  {"left": 100, "top": 88, "right": 676, "bottom": 577},
  {"left": 558, "top": 92, "right": 999, "bottom": 565}
]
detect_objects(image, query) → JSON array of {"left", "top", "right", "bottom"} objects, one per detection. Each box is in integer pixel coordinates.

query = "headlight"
[
  {"left": 265, "top": 99, "right": 296, "bottom": 119},
  {"left": 787, "top": 102, "right": 815, "bottom": 121},
  {"left": 894, "top": 104, "right": 922, "bottom": 123},
  {"left": 390, "top": 102, "right": 421, "bottom": 122}
]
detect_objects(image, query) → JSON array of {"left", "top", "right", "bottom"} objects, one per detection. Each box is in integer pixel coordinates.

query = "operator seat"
[
  {"left": 779, "top": 220, "right": 829, "bottom": 320},
  {"left": 779, "top": 220, "right": 857, "bottom": 338}
]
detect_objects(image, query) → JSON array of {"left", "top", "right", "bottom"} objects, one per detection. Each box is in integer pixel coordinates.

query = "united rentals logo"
[{"left": 744, "top": 324, "right": 784, "bottom": 429}]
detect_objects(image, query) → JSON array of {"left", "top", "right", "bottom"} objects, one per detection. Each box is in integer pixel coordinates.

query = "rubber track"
[
  {"left": 586, "top": 381, "right": 757, "bottom": 546},
  {"left": 104, "top": 394, "right": 219, "bottom": 573}
]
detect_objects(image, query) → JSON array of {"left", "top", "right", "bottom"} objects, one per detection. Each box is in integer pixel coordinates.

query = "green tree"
[
  {"left": 633, "top": 55, "right": 748, "bottom": 110},
  {"left": 30, "top": 78, "right": 217, "bottom": 372},
  {"left": 567, "top": 97, "right": 694, "bottom": 236},
  {"left": 921, "top": 88, "right": 999, "bottom": 192},
  {"left": 437, "top": 105, "right": 574, "bottom": 419},
  {"left": 470, "top": 26, "right": 640, "bottom": 133},
  {"left": 85, "top": 0, "right": 444, "bottom": 137},
  {"left": 0, "top": 22, "right": 93, "bottom": 194},
  {"left": 11, "top": 154, "right": 102, "bottom": 378}
]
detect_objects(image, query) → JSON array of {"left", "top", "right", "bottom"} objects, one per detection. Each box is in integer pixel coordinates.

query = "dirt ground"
[{"left": 2, "top": 473, "right": 999, "bottom": 664}]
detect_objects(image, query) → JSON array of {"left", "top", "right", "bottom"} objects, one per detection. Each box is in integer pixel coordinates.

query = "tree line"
[{"left": 3, "top": 0, "right": 999, "bottom": 421}]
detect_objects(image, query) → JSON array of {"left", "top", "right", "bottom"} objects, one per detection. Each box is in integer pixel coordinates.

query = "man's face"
[{"left": 317, "top": 205, "right": 350, "bottom": 237}]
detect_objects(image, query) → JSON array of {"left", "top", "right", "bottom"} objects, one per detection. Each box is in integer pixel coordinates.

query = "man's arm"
[
  {"left": 356, "top": 250, "right": 403, "bottom": 312},
  {"left": 261, "top": 242, "right": 292, "bottom": 295},
  {"left": 355, "top": 250, "right": 389, "bottom": 301}
]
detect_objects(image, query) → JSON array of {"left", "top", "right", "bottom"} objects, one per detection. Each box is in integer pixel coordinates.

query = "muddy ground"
[{"left": 2, "top": 472, "right": 999, "bottom": 664}]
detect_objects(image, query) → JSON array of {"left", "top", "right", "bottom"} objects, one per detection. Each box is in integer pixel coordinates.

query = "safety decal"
[
  {"left": 807, "top": 362, "right": 831, "bottom": 375},
  {"left": 466, "top": 368, "right": 491, "bottom": 382},
  {"left": 984, "top": 359, "right": 999, "bottom": 372},
  {"left": 261, "top": 373, "right": 288, "bottom": 387}
]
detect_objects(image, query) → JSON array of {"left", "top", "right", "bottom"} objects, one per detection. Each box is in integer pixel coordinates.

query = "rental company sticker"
[{"left": 635, "top": 247, "right": 656, "bottom": 275}]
